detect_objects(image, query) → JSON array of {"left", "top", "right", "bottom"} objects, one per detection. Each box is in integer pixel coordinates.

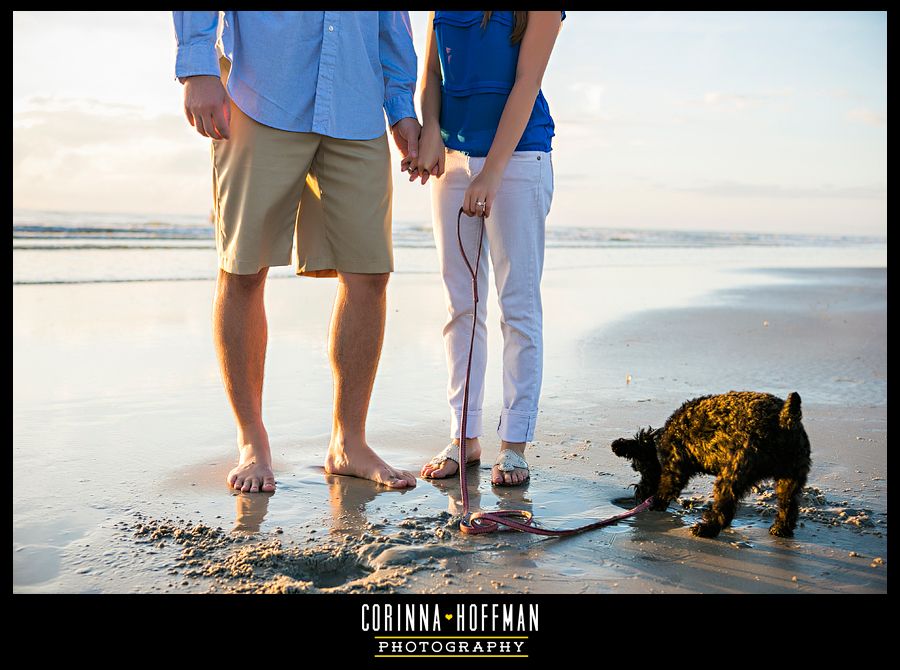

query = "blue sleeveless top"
[{"left": 434, "top": 11, "right": 562, "bottom": 157}]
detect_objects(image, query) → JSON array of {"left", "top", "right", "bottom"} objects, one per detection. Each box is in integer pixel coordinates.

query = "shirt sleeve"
[
  {"left": 172, "top": 11, "right": 221, "bottom": 80},
  {"left": 378, "top": 11, "right": 418, "bottom": 126}
]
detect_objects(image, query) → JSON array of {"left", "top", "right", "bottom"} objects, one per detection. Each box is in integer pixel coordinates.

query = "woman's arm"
[
  {"left": 464, "top": 11, "right": 562, "bottom": 216},
  {"left": 415, "top": 12, "right": 446, "bottom": 183}
]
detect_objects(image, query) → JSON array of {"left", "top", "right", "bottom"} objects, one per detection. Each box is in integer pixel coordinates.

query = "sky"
[{"left": 12, "top": 11, "right": 886, "bottom": 236}]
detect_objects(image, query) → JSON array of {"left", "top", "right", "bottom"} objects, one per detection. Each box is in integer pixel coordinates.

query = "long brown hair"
[{"left": 481, "top": 11, "right": 528, "bottom": 44}]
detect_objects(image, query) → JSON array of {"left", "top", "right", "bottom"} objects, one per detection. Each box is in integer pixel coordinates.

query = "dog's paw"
[
  {"left": 650, "top": 498, "right": 669, "bottom": 511},
  {"left": 691, "top": 522, "right": 721, "bottom": 538},
  {"left": 769, "top": 523, "right": 794, "bottom": 538}
]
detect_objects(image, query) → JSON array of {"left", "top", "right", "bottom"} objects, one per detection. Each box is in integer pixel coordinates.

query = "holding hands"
[
  {"left": 409, "top": 123, "right": 445, "bottom": 185},
  {"left": 390, "top": 116, "right": 422, "bottom": 175}
]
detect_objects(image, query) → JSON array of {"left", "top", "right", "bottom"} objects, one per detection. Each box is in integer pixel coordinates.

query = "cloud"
[
  {"left": 847, "top": 107, "right": 886, "bottom": 127},
  {"left": 13, "top": 96, "right": 210, "bottom": 213},
  {"left": 674, "top": 180, "right": 886, "bottom": 200},
  {"left": 684, "top": 88, "right": 793, "bottom": 112}
]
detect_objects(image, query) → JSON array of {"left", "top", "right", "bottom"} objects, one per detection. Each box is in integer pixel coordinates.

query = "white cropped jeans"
[{"left": 431, "top": 148, "right": 554, "bottom": 443}]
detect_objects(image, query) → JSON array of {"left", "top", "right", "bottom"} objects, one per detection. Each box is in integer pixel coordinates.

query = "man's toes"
[{"left": 503, "top": 471, "right": 513, "bottom": 485}]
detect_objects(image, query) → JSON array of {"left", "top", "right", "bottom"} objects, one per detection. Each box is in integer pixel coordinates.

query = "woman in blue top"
[{"left": 413, "top": 11, "right": 563, "bottom": 486}]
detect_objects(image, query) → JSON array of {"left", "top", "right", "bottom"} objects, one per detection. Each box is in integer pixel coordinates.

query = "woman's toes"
[
  {"left": 248, "top": 478, "right": 259, "bottom": 493},
  {"left": 262, "top": 477, "right": 276, "bottom": 492},
  {"left": 232, "top": 476, "right": 244, "bottom": 490}
]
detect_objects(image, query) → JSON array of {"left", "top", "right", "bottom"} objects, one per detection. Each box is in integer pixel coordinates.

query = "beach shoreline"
[{"left": 13, "top": 259, "right": 886, "bottom": 594}]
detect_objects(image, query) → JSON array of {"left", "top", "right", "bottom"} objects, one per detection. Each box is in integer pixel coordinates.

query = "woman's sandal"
[
  {"left": 491, "top": 449, "right": 530, "bottom": 487},
  {"left": 422, "top": 443, "right": 481, "bottom": 479}
]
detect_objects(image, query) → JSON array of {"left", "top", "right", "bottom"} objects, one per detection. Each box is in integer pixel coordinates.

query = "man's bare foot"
[
  {"left": 226, "top": 425, "right": 276, "bottom": 493},
  {"left": 491, "top": 441, "right": 529, "bottom": 486},
  {"left": 421, "top": 437, "right": 482, "bottom": 479},
  {"left": 325, "top": 438, "right": 417, "bottom": 489}
]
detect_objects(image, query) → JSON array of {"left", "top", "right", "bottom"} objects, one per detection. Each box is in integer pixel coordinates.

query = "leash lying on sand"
[{"left": 452, "top": 206, "right": 653, "bottom": 536}]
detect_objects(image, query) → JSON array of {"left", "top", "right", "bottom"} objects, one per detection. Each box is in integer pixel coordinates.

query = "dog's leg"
[
  {"left": 652, "top": 469, "right": 690, "bottom": 511},
  {"left": 770, "top": 476, "right": 804, "bottom": 537},
  {"left": 692, "top": 476, "right": 740, "bottom": 538}
]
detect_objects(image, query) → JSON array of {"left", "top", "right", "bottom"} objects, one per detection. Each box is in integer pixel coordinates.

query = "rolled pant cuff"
[
  {"left": 498, "top": 408, "right": 537, "bottom": 443},
  {"left": 450, "top": 409, "right": 483, "bottom": 439}
]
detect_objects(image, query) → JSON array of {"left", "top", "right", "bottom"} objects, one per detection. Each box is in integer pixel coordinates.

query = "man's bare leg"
[
  {"left": 214, "top": 267, "right": 276, "bottom": 493},
  {"left": 324, "top": 271, "right": 416, "bottom": 488}
]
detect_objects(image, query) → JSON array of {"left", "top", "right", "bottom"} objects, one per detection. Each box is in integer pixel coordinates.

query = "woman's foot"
[
  {"left": 421, "top": 437, "right": 482, "bottom": 479},
  {"left": 491, "top": 441, "right": 529, "bottom": 486}
]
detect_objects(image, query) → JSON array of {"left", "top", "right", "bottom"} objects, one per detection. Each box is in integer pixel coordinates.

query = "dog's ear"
[
  {"left": 611, "top": 436, "right": 651, "bottom": 459},
  {"left": 611, "top": 437, "right": 636, "bottom": 458},
  {"left": 613, "top": 427, "right": 658, "bottom": 460}
]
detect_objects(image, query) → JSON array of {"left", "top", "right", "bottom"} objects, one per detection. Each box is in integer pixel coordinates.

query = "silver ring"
[
  {"left": 407, "top": 166, "right": 415, "bottom": 174},
  {"left": 476, "top": 200, "right": 485, "bottom": 207}
]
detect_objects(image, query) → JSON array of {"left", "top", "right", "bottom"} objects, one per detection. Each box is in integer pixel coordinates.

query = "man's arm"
[
  {"left": 173, "top": 11, "right": 221, "bottom": 80},
  {"left": 378, "top": 11, "right": 420, "bottom": 170},
  {"left": 172, "top": 11, "right": 230, "bottom": 140}
]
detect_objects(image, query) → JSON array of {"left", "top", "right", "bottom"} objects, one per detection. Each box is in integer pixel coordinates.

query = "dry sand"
[{"left": 13, "top": 260, "right": 886, "bottom": 593}]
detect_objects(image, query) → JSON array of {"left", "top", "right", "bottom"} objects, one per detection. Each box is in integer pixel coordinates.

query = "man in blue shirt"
[{"left": 174, "top": 11, "right": 421, "bottom": 493}]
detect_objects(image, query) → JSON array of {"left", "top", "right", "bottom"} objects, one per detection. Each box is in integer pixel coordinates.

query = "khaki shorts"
[{"left": 211, "top": 59, "right": 393, "bottom": 277}]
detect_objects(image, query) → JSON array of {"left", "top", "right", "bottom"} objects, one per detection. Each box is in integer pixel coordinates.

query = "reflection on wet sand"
[
  {"left": 231, "top": 491, "right": 273, "bottom": 534},
  {"left": 425, "top": 465, "right": 535, "bottom": 527},
  {"left": 325, "top": 473, "right": 381, "bottom": 534}
]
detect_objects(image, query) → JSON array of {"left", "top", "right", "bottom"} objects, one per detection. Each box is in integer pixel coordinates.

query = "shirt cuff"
[
  {"left": 384, "top": 94, "right": 417, "bottom": 127},
  {"left": 175, "top": 42, "right": 221, "bottom": 80}
]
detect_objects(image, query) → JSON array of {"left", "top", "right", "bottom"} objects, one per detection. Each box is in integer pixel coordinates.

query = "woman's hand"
[
  {"left": 412, "top": 123, "right": 446, "bottom": 184},
  {"left": 463, "top": 167, "right": 503, "bottom": 218}
]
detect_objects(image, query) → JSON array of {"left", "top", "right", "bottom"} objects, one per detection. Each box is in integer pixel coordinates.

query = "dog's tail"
[{"left": 779, "top": 392, "right": 802, "bottom": 430}]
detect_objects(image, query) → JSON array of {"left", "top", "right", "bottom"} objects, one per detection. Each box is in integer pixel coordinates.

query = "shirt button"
[{"left": 328, "top": 25, "right": 334, "bottom": 32}]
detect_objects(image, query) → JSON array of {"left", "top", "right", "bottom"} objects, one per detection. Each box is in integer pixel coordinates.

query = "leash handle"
[{"left": 454, "top": 206, "right": 652, "bottom": 536}]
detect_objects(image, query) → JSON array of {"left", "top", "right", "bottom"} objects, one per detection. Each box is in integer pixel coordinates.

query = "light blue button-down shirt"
[{"left": 173, "top": 11, "right": 417, "bottom": 140}]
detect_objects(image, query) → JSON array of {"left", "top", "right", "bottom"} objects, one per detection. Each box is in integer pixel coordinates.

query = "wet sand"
[{"left": 13, "top": 259, "right": 886, "bottom": 593}]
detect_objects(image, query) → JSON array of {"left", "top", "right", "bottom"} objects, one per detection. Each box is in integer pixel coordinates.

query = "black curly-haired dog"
[{"left": 611, "top": 391, "right": 811, "bottom": 538}]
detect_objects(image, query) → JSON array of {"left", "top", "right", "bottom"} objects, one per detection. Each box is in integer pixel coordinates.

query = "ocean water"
[{"left": 12, "top": 208, "right": 887, "bottom": 285}]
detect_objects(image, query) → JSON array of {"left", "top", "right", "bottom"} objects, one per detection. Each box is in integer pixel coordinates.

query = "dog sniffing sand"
[{"left": 611, "top": 391, "right": 812, "bottom": 538}]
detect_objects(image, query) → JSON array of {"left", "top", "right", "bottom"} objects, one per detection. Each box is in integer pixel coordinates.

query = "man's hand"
[
  {"left": 183, "top": 75, "right": 231, "bottom": 140},
  {"left": 390, "top": 117, "right": 421, "bottom": 174}
]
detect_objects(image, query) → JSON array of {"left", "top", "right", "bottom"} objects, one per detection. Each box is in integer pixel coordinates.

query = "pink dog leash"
[{"left": 452, "top": 206, "right": 653, "bottom": 536}]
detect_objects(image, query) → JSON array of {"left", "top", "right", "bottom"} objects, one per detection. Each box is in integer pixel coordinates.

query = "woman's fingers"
[{"left": 465, "top": 191, "right": 488, "bottom": 218}]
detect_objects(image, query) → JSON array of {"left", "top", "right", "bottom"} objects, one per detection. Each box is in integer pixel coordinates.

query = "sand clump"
[
  {"left": 670, "top": 484, "right": 886, "bottom": 537},
  {"left": 123, "top": 510, "right": 470, "bottom": 594}
]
